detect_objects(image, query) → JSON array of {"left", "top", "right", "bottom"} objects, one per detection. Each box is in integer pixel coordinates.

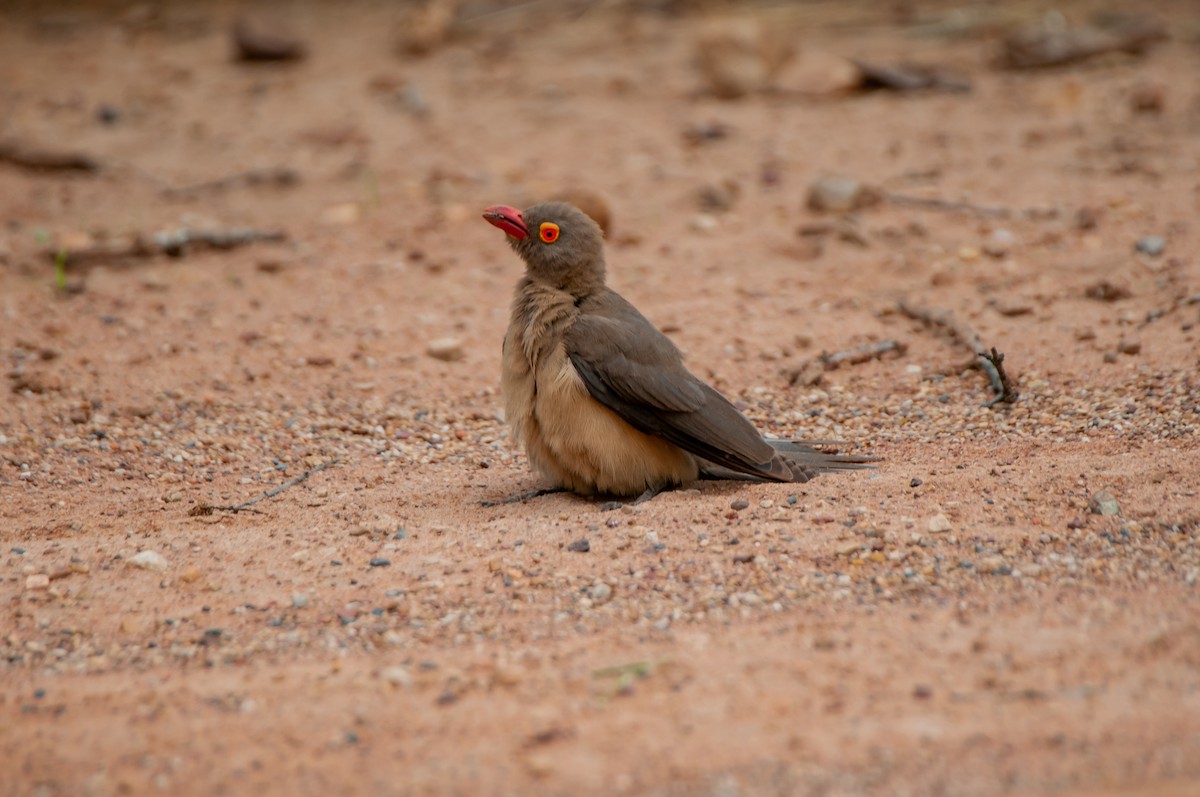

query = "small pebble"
[
  {"left": 426, "top": 338, "right": 465, "bottom": 362},
  {"left": 233, "top": 15, "right": 307, "bottom": 62},
  {"left": 1088, "top": 492, "right": 1121, "bottom": 517},
  {"left": 927, "top": 514, "right": 952, "bottom": 534},
  {"left": 1084, "top": 280, "right": 1130, "bottom": 302},
  {"left": 589, "top": 582, "right": 613, "bottom": 604},
  {"left": 96, "top": 103, "right": 121, "bottom": 124},
  {"left": 129, "top": 550, "right": 169, "bottom": 571},
  {"left": 395, "top": 82, "right": 431, "bottom": 118},
  {"left": 1117, "top": 340, "right": 1141, "bottom": 356},
  {"left": 1134, "top": 236, "right": 1165, "bottom": 257},
  {"left": 291, "top": 593, "right": 310, "bottom": 609},
  {"left": 381, "top": 666, "right": 413, "bottom": 688},
  {"left": 978, "top": 555, "right": 1008, "bottom": 575},
  {"left": 1130, "top": 82, "right": 1164, "bottom": 114},
  {"left": 910, "top": 478, "right": 923, "bottom": 488},
  {"left": 369, "top": 557, "right": 392, "bottom": 568},
  {"left": 730, "top": 498, "right": 749, "bottom": 511},
  {"left": 25, "top": 574, "right": 51, "bottom": 591},
  {"left": 567, "top": 538, "right": 590, "bottom": 553},
  {"left": 696, "top": 180, "right": 740, "bottom": 213},
  {"left": 983, "top": 228, "right": 1015, "bottom": 258},
  {"left": 806, "top": 175, "right": 881, "bottom": 213}
]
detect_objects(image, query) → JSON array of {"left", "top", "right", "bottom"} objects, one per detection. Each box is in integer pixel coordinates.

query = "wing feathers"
[{"left": 563, "top": 290, "right": 877, "bottom": 485}]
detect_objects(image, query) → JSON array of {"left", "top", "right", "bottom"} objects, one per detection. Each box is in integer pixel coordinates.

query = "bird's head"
[{"left": 482, "top": 201, "right": 606, "bottom": 297}]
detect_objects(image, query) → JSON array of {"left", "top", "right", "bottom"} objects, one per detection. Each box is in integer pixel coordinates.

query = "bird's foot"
[
  {"left": 600, "top": 485, "right": 666, "bottom": 511},
  {"left": 480, "top": 487, "right": 567, "bottom": 507}
]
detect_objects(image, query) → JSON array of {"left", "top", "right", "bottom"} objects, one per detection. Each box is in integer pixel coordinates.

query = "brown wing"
[{"left": 565, "top": 290, "right": 793, "bottom": 482}]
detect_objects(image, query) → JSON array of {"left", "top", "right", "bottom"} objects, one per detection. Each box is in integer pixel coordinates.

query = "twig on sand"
[
  {"left": 820, "top": 339, "right": 908, "bottom": 369},
  {"left": 161, "top": 167, "right": 300, "bottom": 198},
  {"left": 48, "top": 227, "right": 287, "bottom": 267},
  {"left": 898, "top": 299, "right": 1019, "bottom": 406},
  {"left": 885, "top": 191, "right": 1011, "bottom": 218},
  {"left": 998, "top": 17, "right": 1166, "bottom": 70},
  {"left": 979, "top": 348, "right": 1019, "bottom": 406},
  {"left": 1140, "top": 292, "right": 1200, "bottom": 328},
  {"left": 786, "top": 340, "right": 906, "bottom": 386},
  {"left": 189, "top": 457, "right": 341, "bottom": 516},
  {"left": 0, "top": 140, "right": 100, "bottom": 172}
]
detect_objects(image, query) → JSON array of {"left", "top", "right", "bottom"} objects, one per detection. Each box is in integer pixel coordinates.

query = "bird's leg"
[
  {"left": 631, "top": 485, "right": 666, "bottom": 504},
  {"left": 480, "top": 487, "right": 567, "bottom": 507},
  {"left": 600, "top": 484, "right": 670, "bottom": 511}
]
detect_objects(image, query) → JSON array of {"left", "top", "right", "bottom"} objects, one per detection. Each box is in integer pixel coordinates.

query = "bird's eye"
[{"left": 539, "top": 222, "right": 560, "bottom": 244}]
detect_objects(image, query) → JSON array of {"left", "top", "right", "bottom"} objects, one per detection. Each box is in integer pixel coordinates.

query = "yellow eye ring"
[{"left": 539, "top": 222, "right": 560, "bottom": 244}]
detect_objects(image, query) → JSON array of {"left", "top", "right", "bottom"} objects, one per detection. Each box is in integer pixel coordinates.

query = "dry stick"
[
  {"left": 897, "top": 299, "right": 1019, "bottom": 406},
  {"left": 819, "top": 339, "right": 907, "bottom": 369},
  {"left": 102, "top": 159, "right": 299, "bottom": 199},
  {"left": 979, "top": 348, "right": 1019, "bottom": 407},
  {"left": 459, "top": 0, "right": 604, "bottom": 27},
  {"left": 0, "top": 140, "right": 100, "bottom": 172},
  {"left": 885, "top": 191, "right": 1011, "bottom": 218},
  {"left": 49, "top": 227, "right": 287, "bottom": 267},
  {"left": 190, "top": 457, "right": 342, "bottom": 516},
  {"left": 161, "top": 167, "right": 300, "bottom": 198},
  {"left": 786, "top": 340, "right": 906, "bottom": 386},
  {"left": 1140, "top": 292, "right": 1200, "bottom": 327}
]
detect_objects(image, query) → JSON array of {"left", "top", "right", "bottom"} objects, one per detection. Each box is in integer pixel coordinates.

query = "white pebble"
[
  {"left": 381, "top": 666, "right": 412, "bottom": 688},
  {"left": 927, "top": 514, "right": 952, "bottom": 534},
  {"left": 426, "top": 338, "right": 465, "bottom": 362},
  {"left": 129, "top": 550, "right": 169, "bottom": 571},
  {"left": 589, "top": 582, "right": 613, "bottom": 604},
  {"left": 984, "top": 228, "right": 1015, "bottom": 258}
]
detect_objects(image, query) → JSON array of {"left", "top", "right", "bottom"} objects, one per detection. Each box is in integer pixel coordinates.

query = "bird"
[{"left": 482, "top": 201, "right": 875, "bottom": 505}]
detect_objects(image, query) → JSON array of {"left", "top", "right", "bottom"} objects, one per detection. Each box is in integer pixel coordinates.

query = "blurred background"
[
  {"left": 2, "top": 0, "right": 1197, "bottom": 456},
  {"left": 4, "top": 5, "right": 1200, "bottom": 796}
]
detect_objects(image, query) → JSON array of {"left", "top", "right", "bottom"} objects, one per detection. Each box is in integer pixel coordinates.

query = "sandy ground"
[{"left": 2, "top": 1, "right": 1199, "bottom": 795}]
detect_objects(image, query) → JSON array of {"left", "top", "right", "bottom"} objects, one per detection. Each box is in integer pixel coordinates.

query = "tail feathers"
[
  {"left": 700, "top": 439, "right": 879, "bottom": 484},
  {"left": 768, "top": 439, "right": 880, "bottom": 479}
]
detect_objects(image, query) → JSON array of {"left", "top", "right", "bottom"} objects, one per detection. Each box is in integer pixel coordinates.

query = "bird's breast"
[{"left": 501, "top": 281, "right": 697, "bottom": 496}]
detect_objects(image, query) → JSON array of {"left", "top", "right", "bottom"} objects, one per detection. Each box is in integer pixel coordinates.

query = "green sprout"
[{"left": 54, "top": 248, "right": 69, "bottom": 292}]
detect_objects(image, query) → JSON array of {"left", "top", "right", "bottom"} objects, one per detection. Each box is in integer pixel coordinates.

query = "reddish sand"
[{"left": 1, "top": 2, "right": 1198, "bottom": 795}]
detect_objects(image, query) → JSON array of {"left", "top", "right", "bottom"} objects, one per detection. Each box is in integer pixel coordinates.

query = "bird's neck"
[{"left": 529, "top": 264, "right": 606, "bottom": 302}]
